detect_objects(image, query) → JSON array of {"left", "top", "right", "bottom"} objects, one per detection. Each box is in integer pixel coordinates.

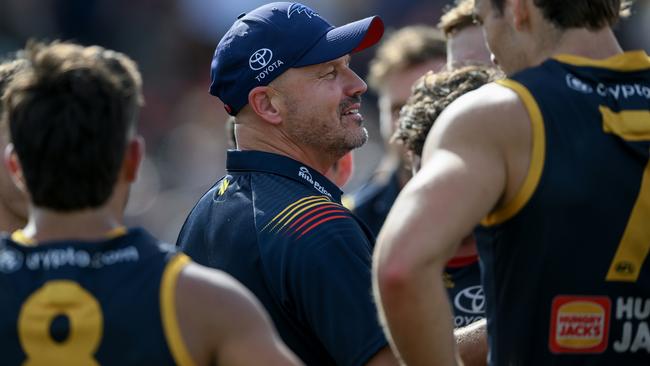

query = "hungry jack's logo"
[{"left": 549, "top": 295, "right": 611, "bottom": 354}]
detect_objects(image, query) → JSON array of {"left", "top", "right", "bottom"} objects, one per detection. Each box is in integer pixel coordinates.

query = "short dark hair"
[
  {"left": 439, "top": 0, "right": 476, "bottom": 37},
  {"left": 490, "top": 0, "right": 632, "bottom": 30},
  {"left": 393, "top": 65, "right": 503, "bottom": 157},
  {"left": 368, "top": 25, "right": 446, "bottom": 91},
  {"left": 3, "top": 40, "right": 143, "bottom": 211}
]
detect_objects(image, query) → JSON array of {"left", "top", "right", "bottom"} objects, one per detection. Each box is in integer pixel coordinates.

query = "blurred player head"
[
  {"left": 3, "top": 40, "right": 144, "bottom": 217},
  {"left": 474, "top": 0, "right": 631, "bottom": 74},
  {"left": 393, "top": 65, "right": 503, "bottom": 173},
  {"left": 0, "top": 57, "right": 29, "bottom": 231},
  {"left": 439, "top": 0, "right": 492, "bottom": 68},
  {"left": 368, "top": 25, "right": 446, "bottom": 147}
]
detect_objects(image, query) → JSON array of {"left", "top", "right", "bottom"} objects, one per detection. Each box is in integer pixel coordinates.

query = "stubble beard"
[{"left": 285, "top": 100, "right": 368, "bottom": 160}]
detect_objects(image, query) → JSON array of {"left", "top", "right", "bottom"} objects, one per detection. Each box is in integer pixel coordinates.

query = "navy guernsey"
[
  {"left": 178, "top": 150, "right": 387, "bottom": 366},
  {"left": 478, "top": 51, "right": 650, "bottom": 365},
  {"left": 0, "top": 227, "right": 193, "bottom": 366}
]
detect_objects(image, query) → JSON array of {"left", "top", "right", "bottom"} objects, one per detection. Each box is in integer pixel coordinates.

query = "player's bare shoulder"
[
  {"left": 175, "top": 261, "right": 302, "bottom": 366},
  {"left": 422, "top": 81, "right": 531, "bottom": 170}
]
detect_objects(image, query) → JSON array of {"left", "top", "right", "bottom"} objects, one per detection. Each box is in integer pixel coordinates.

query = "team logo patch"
[
  {"left": 287, "top": 3, "right": 319, "bottom": 19},
  {"left": 0, "top": 246, "right": 23, "bottom": 273},
  {"left": 565, "top": 73, "right": 593, "bottom": 94},
  {"left": 549, "top": 295, "right": 611, "bottom": 354},
  {"left": 249, "top": 48, "right": 273, "bottom": 71}
]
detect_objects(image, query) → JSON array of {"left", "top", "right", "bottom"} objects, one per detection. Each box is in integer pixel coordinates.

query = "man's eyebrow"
[{"left": 327, "top": 55, "right": 351, "bottom": 67}]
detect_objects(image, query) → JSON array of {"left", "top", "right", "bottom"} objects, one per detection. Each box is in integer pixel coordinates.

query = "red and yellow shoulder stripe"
[{"left": 262, "top": 195, "right": 351, "bottom": 239}]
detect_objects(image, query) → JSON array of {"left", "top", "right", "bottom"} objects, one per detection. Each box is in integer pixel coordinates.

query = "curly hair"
[
  {"left": 393, "top": 65, "right": 503, "bottom": 157},
  {"left": 438, "top": 0, "right": 475, "bottom": 37}
]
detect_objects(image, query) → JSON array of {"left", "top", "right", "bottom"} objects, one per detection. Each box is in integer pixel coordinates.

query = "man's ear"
[
  {"left": 511, "top": 0, "right": 530, "bottom": 30},
  {"left": 4, "top": 144, "right": 27, "bottom": 192},
  {"left": 123, "top": 136, "right": 145, "bottom": 182},
  {"left": 248, "top": 86, "right": 283, "bottom": 125}
]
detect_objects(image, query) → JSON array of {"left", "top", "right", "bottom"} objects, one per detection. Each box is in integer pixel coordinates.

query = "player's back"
[
  {"left": 478, "top": 51, "right": 650, "bottom": 365},
  {"left": 0, "top": 227, "right": 188, "bottom": 365}
]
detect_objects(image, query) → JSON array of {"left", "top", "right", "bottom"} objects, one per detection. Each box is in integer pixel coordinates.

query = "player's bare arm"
[
  {"left": 176, "top": 262, "right": 302, "bottom": 366},
  {"left": 373, "top": 82, "right": 531, "bottom": 365},
  {"left": 455, "top": 318, "right": 488, "bottom": 366}
]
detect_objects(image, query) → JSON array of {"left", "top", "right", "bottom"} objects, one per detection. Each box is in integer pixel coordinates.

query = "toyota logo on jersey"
[
  {"left": 454, "top": 285, "right": 486, "bottom": 315},
  {"left": 249, "top": 48, "right": 273, "bottom": 71}
]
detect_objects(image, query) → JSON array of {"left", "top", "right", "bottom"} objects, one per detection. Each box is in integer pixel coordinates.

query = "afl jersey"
[
  {"left": 444, "top": 255, "right": 484, "bottom": 328},
  {"left": 478, "top": 51, "right": 650, "bottom": 365},
  {"left": 0, "top": 227, "right": 193, "bottom": 366}
]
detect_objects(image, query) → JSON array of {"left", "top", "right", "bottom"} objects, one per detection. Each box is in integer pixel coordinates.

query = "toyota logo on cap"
[{"left": 249, "top": 48, "right": 273, "bottom": 71}]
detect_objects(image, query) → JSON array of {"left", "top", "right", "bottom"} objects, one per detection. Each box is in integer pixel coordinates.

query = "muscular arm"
[
  {"left": 177, "top": 262, "right": 302, "bottom": 366},
  {"left": 373, "top": 84, "right": 530, "bottom": 366},
  {"left": 455, "top": 319, "right": 488, "bottom": 366}
]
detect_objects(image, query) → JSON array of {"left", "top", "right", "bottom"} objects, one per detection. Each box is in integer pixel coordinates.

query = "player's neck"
[
  {"left": 21, "top": 206, "right": 123, "bottom": 244},
  {"left": 0, "top": 202, "right": 27, "bottom": 233},
  {"left": 540, "top": 27, "right": 623, "bottom": 64}
]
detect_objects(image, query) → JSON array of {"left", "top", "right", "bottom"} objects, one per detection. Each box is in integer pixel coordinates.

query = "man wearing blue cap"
[{"left": 177, "top": 3, "right": 399, "bottom": 365}]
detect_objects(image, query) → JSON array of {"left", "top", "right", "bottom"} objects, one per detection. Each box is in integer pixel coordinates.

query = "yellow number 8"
[{"left": 18, "top": 280, "right": 103, "bottom": 365}]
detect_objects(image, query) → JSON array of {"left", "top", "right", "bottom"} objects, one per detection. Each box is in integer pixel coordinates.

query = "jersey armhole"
[
  {"left": 481, "top": 79, "right": 546, "bottom": 227},
  {"left": 160, "top": 253, "right": 197, "bottom": 366}
]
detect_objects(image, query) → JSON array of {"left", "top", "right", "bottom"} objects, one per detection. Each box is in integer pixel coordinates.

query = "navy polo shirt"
[{"left": 177, "top": 150, "right": 387, "bottom": 366}]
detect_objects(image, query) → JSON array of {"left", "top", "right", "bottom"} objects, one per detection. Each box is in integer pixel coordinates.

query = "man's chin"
[{"left": 347, "top": 128, "right": 369, "bottom": 150}]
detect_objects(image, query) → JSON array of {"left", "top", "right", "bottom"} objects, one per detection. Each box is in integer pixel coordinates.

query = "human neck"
[
  {"left": 533, "top": 26, "right": 623, "bottom": 66},
  {"left": 0, "top": 201, "right": 27, "bottom": 233},
  {"left": 21, "top": 205, "right": 123, "bottom": 243},
  {"left": 236, "top": 123, "right": 339, "bottom": 175}
]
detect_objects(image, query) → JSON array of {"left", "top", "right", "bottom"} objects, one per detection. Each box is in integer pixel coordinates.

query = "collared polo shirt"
[{"left": 177, "top": 150, "right": 387, "bottom": 366}]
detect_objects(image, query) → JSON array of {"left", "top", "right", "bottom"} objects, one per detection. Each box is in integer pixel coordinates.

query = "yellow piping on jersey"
[
  {"left": 160, "top": 254, "right": 196, "bottom": 366},
  {"left": 11, "top": 230, "right": 36, "bottom": 246},
  {"left": 10, "top": 226, "right": 127, "bottom": 246},
  {"left": 553, "top": 51, "right": 650, "bottom": 72},
  {"left": 481, "top": 79, "right": 546, "bottom": 227}
]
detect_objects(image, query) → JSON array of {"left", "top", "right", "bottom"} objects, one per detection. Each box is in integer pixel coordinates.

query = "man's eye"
[{"left": 323, "top": 70, "right": 337, "bottom": 79}]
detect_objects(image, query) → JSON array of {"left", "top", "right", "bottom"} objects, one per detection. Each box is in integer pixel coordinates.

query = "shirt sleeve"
[{"left": 287, "top": 214, "right": 388, "bottom": 366}]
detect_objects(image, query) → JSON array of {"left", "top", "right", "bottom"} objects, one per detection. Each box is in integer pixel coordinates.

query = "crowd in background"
[{"left": 1, "top": 0, "right": 649, "bottom": 242}]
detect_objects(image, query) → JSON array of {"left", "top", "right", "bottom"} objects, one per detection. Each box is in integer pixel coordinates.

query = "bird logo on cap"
[{"left": 287, "top": 3, "right": 319, "bottom": 19}]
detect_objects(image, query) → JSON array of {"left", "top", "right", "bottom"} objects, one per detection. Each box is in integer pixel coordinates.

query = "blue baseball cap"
[{"left": 209, "top": 2, "right": 384, "bottom": 116}]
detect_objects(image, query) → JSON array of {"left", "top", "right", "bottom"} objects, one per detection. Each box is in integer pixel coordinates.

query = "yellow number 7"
[{"left": 600, "top": 106, "right": 650, "bottom": 282}]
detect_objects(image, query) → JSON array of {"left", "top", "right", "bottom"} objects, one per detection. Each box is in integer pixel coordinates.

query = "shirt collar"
[{"left": 226, "top": 150, "right": 343, "bottom": 202}]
